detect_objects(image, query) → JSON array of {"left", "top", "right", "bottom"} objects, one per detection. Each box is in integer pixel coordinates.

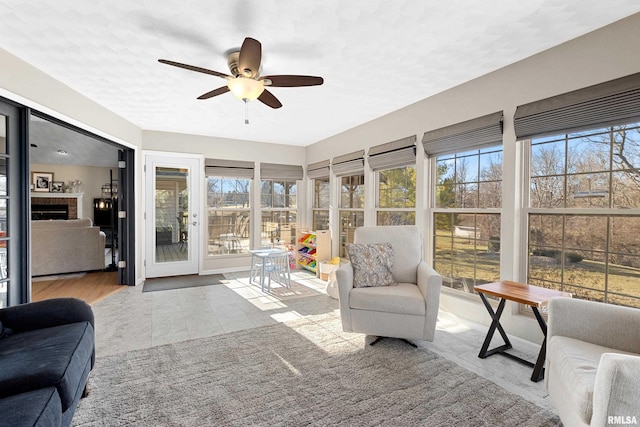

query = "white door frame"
[{"left": 143, "top": 151, "right": 203, "bottom": 278}]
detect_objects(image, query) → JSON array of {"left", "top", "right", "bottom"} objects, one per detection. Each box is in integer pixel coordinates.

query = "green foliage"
[
  {"left": 435, "top": 163, "right": 458, "bottom": 230},
  {"left": 378, "top": 166, "right": 416, "bottom": 208}
]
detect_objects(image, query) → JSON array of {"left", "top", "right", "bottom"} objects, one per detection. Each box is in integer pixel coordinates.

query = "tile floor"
[{"left": 91, "top": 270, "right": 556, "bottom": 414}]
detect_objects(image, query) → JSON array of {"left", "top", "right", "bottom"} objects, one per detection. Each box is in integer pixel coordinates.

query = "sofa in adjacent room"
[
  {"left": 31, "top": 219, "right": 106, "bottom": 276},
  {"left": 0, "top": 298, "right": 95, "bottom": 426}
]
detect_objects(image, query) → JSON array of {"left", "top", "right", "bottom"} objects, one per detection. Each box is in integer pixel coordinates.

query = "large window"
[
  {"left": 527, "top": 123, "right": 640, "bottom": 308},
  {"left": 376, "top": 165, "right": 416, "bottom": 225},
  {"left": 206, "top": 177, "right": 251, "bottom": 256},
  {"left": 260, "top": 179, "right": 297, "bottom": 247},
  {"left": 433, "top": 147, "right": 502, "bottom": 293},
  {"left": 312, "top": 177, "right": 330, "bottom": 231},
  {"left": 339, "top": 174, "right": 364, "bottom": 257}
]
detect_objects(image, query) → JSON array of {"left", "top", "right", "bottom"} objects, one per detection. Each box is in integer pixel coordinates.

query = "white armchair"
[
  {"left": 336, "top": 226, "right": 442, "bottom": 343},
  {"left": 546, "top": 297, "right": 640, "bottom": 426}
]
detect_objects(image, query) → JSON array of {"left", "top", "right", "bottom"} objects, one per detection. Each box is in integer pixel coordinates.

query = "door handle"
[{"left": 192, "top": 221, "right": 198, "bottom": 226}]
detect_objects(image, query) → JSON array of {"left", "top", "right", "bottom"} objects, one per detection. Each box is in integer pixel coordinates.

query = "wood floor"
[
  {"left": 155, "top": 243, "right": 188, "bottom": 263},
  {"left": 32, "top": 271, "right": 124, "bottom": 305}
]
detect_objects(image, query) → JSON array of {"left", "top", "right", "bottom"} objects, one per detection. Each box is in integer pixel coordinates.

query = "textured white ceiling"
[
  {"left": 1, "top": 1, "right": 640, "bottom": 147},
  {"left": 29, "top": 116, "right": 120, "bottom": 167}
]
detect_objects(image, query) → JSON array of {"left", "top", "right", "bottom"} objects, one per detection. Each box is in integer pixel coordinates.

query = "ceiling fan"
[{"left": 159, "top": 37, "right": 324, "bottom": 110}]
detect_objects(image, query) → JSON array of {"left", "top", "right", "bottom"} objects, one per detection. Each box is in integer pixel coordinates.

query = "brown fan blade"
[
  {"left": 258, "top": 89, "right": 282, "bottom": 109},
  {"left": 197, "top": 86, "right": 230, "bottom": 100},
  {"left": 158, "top": 59, "right": 231, "bottom": 79},
  {"left": 262, "top": 75, "right": 324, "bottom": 87},
  {"left": 238, "top": 37, "right": 261, "bottom": 78}
]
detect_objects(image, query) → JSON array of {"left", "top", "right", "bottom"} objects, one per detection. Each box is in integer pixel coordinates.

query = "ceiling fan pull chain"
[{"left": 244, "top": 98, "right": 249, "bottom": 125}]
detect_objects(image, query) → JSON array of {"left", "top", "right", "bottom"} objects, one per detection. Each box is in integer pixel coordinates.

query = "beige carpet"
[{"left": 73, "top": 314, "right": 560, "bottom": 426}]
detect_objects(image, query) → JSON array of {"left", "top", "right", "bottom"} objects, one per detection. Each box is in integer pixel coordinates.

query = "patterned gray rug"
[{"left": 73, "top": 314, "right": 561, "bottom": 426}]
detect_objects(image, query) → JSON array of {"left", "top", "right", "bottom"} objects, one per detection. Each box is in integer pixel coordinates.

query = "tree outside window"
[
  {"left": 433, "top": 147, "right": 502, "bottom": 293},
  {"left": 527, "top": 123, "right": 640, "bottom": 308},
  {"left": 376, "top": 165, "right": 416, "bottom": 225}
]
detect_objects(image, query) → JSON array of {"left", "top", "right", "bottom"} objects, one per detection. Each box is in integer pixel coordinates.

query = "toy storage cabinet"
[{"left": 296, "top": 230, "right": 331, "bottom": 276}]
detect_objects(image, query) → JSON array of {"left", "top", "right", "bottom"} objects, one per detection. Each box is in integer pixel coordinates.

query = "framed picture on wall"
[
  {"left": 51, "top": 181, "right": 64, "bottom": 193},
  {"left": 32, "top": 172, "right": 53, "bottom": 192}
]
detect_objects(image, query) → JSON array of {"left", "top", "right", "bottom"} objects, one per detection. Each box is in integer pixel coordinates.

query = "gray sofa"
[
  {"left": 31, "top": 219, "right": 106, "bottom": 276},
  {"left": 546, "top": 297, "right": 640, "bottom": 426},
  {"left": 0, "top": 298, "right": 95, "bottom": 426}
]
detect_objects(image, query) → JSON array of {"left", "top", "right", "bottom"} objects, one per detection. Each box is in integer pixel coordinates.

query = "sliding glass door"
[{"left": 0, "top": 99, "right": 29, "bottom": 307}]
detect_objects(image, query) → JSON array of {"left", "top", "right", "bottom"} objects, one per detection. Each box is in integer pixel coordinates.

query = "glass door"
[
  {"left": 144, "top": 154, "right": 201, "bottom": 278},
  {"left": 0, "top": 113, "right": 8, "bottom": 307},
  {"left": 0, "top": 98, "right": 26, "bottom": 307}
]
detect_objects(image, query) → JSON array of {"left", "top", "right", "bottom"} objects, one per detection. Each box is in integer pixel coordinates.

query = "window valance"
[
  {"left": 332, "top": 150, "right": 365, "bottom": 176},
  {"left": 205, "top": 159, "right": 254, "bottom": 179},
  {"left": 422, "top": 111, "right": 503, "bottom": 157},
  {"left": 307, "top": 159, "right": 330, "bottom": 179},
  {"left": 368, "top": 135, "right": 416, "bottom": 171},
  {"left": 514, "top": 72, "right": 640, "bottom": 139},
  {"left": 260, "top": 163, "right": 304, "bottom": 180}
]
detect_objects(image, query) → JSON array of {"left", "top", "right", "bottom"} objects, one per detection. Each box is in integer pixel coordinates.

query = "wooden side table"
[{"left": 474, "top": 281, "right": 571, "bottom": 382}]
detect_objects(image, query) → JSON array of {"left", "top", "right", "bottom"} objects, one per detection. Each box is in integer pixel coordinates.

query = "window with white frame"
[
  {"left": 206, "top": 176, "right": 251, "bottom": 256},
  {"left": 370, "top": 136, "right": 417, "bottom": 226},
  {"left": 259, "top": 163, "right": 303, "bottom": 248},
  {"left": 433, "top": 148, "right": 502, "bottom": 293},
  {"left": 260, "top": 179, "right": 298, "bottom": 247},
  {"left": 308, "top": 160, "right": 330, "bottom": 231},
  {"left": 338, "top": 174, "right": 364, "bottom": 257},
  {"left": 516, "top": 72, "right": 640, "bottom": 308},
  {"left": 333, "top": 150, "right": 365, "bottom": 258},
  {"left": 204, "top": 159, "right": 254, "bottom": 256},
  {"left": 312, "top": 177, "right": 330, "bottom": 231},
  {"left": 376, "top": 166, "right": 416, "bottom": 225},
  {"left": 526, "top": 124, "right": 640, "bottom": 308},
  {"left": 423, "top": 112, "right": 504, "bottom": 294}
]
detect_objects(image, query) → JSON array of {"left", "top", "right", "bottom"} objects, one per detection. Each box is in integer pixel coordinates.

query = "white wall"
[
  {"left": 141, "top": 130, "right": 306, "bottom": 273},
  {"left": 30, "top": 164, "right": 115, "bottom": 222},
  {"left": 305, "top": 13, "right": 640, "bottom": 342}
]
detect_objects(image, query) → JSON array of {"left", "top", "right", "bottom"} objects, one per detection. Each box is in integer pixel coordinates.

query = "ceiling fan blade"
[
  {"left": 158, "top": 59, "right": 231, "bottom": 79},
  {"left": 262, "top": 75, "right": 324, "bottom": 87},
  {"left": 197, "top": 86, "right": 230, "bottom": 100},
  {"left": 258, "top": 89, "right": 282, "bottom": 109},
  {"left": 238, "top": 37, "right": 261, "bottom": 78}
]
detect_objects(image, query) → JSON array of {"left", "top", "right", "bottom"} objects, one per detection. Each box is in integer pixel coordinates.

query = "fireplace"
[
  {"left": 30, "top": 194, "right": 80, "bottom": 219},
  {"left": 31, "top": 204, "right": 69, "bottom": 220}
]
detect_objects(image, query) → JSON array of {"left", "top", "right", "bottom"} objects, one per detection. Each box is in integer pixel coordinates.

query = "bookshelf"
[{"left": 296, "top": 230, "right": 331, "bottom": 276}]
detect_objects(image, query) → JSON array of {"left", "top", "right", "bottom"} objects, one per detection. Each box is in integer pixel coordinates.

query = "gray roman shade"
[
  {"left": 368, "top": 135, "right": 417, "bottom": 171},
  {"left": 205, "top": 158, "right": 254, "bottom": 179},
  {"left": 307, "top": 159, "right": 330, "bottom": 179},
  {"left": 260, "top": 162, "right": 304, "bottom": 180},
  {"left": 332, "top": 150, "right": 365, "bottom": 176},
  {"left": 514, "top": 72, "right": 640, "bottom": 140},
  {"left": 422, "top": 111, "right": 503, "bottom": 157}
]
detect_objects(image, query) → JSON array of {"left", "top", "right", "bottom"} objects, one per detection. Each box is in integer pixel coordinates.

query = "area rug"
[
  {"left": 73, "top": 315, "right": 560, "bottom": 426},
  {"left": 142, "top": 274, "right": 225, "bottom": 292}
]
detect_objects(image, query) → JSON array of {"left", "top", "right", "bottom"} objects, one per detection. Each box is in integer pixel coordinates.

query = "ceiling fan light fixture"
[{"left": 227, "top": 77, "right": 264, "bottom": 101}]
